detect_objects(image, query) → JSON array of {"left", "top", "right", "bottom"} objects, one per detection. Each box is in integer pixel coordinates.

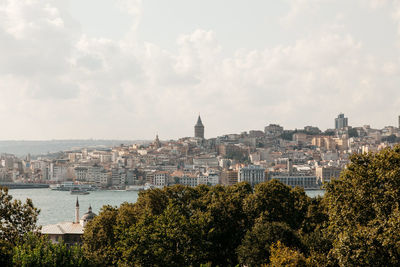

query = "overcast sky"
[{"left": 1, "top": 0, "right": 400, "bottom": 140}]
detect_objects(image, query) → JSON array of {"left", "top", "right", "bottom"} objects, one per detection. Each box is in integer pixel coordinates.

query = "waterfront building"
[
  {"left": 154, "top": 171, "right": 169, "bottom": 186},
  {"left": 99, "top": 170, "right": 111, "bottom": 186},
  {"left": 87, "top": 164, "right": 102, "bottom": 183},
  {"left": 179, "top": 175, "right": 198, "bottom": 187},
  {"left": 74, "top": 167, "right": 88, "bottom": 181},
  {"left": 197, "top": 174, "right": 208, "bottom": 185},
  {"left": 207, "top": 172, "right": 220, "bottom": 186},
  {"left": 49, "top": 161, "right": 69, "bottom": 181},
  {"left": 315, "top": 166, "right": 342, "bottom": 183},
  {"left": 194, "top": 115, "right": 205, "bottom": 139},
  {"left": 269, "top": 175, "right": 319, "bottom": 189},
  {"left": 238, "top": 165, "right": 266, "bottom": 187},
  {"left": 220, "top": 170, "right": 238, "bottom": 186}
]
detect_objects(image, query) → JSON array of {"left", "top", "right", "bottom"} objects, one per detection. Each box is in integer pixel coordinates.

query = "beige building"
[{"left": 220, "top": 170, "right": 238, "bottom": 186}]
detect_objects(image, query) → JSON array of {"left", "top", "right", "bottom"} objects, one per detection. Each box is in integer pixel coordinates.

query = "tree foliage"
[
  {"left": 6, "top": 145, "right": 400, "bottom": 266},
  {"left": 83, "top": 182, "right": 314, "bottom": 266},
  {"left": 13, "top": 233, "right": 89, "bottom": 267},
  {"left": 0, "top": 186, "right": 39, "bottom": 265},
  {"left": 325, "top": 145, "right": 400, "bottom": 266},
  {"left": 268, "top": 241, "right": 307, "bottom": 267}
]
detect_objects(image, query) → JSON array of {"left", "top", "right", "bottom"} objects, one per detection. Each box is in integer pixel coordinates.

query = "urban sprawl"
[{"left": 1, "top": 113, "right": 399, "bottom": 190}]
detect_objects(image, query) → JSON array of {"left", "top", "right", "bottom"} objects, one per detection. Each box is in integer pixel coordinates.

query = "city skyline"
[{"left": 1, "top": 1, "right": 400, "bottom": 140}]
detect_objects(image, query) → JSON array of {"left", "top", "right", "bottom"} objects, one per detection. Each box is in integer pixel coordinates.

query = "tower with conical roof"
[{"left": 194, "top": 115, "right": 204, "bottom": 139}]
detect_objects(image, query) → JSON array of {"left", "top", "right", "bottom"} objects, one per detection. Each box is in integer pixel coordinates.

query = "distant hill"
[{"left": 0, "top": 140, "right": 149, "bottom": 157}]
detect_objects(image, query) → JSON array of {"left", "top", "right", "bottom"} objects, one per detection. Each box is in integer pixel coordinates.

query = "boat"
[
  {"left": 70, "top": 188, "right": 90, "bottom": 195},
  {"left": 51, "top": 182, "right": 94, "bottom": 191},
  {"left": 126, "top": 185, "right": 145, "bottom": 191}
]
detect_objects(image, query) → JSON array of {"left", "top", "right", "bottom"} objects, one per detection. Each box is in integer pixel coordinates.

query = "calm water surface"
[
  {"left": 8, "top": 188, "right": 324, "bottom": 226},
  {"left": 9, "top": 188, "right": 139, "bottom": 226}
]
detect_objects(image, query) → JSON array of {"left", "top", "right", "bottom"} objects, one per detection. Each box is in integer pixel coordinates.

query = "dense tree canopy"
[{"left": 4, "top": 145, "right": 400, "bottom": 266}]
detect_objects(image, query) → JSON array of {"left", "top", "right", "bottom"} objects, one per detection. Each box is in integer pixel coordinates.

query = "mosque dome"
[{"left": 80, "top": 205, "right": 96, "bottom": 227}]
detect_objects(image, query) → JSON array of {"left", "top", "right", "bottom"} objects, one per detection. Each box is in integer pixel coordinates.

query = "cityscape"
[
  {"left": 3, "top": 1, "right": 400, "bottom": 265},
  {"left": 1, "top": 113, "right": 400, "bottom": 190}
]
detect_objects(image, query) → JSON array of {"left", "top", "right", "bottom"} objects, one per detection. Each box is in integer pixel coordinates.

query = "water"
[
  {"left": 7, "top": 188, "right": 324, "bottom": 226},
  {"left": 8, "top": 188, "right": 139, "bottom": 226}
]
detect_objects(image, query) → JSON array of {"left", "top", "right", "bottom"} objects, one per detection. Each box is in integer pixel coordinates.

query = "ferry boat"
[
  {"left": 126, "top": 185, "right": 145, "bottom": 191},
  {"left": 50, "top": 182, "right": 94, "bottom": 191},
  {"left": 70, "top": 188, "right": 90, "bottom": 195}
]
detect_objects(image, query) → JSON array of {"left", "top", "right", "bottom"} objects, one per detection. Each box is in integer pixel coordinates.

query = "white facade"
[
  {"left": 154, "top": 172, "right": 169, "bottom": 186},
  {"left": 179, "top": 176, "right": 198, "bottom": 187},
  {"left": 87, "top": 165, "right": 101, "bottom": 183},
  {"left": 270, "top": 175, "right": 318, "bottom": 189},
  {"left": 74, "top": 167, "right": 88, "bottom": 181},
  {"left": 99, "top": 171, "right": 111, "bottom": 186},
  {"left": 49, "top": 163, "right": 68, "bottom": 181},
  {"left": 207, "top": 172, "right": 219, "bottom": 186},
  {"left": 197, "top": 175, "right": 208, "bottom": 185},
  {"left": 238, "top": 165, "right": 266, "bottom": 187}
]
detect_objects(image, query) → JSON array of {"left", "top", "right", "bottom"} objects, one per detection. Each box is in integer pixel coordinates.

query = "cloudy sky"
[{"left": 1, "top": 0, "right": 400, "bottom": 140}]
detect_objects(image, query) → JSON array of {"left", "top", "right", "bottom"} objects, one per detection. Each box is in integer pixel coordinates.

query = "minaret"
[
  {"left": 194, "top": 115, "right": 205, "bottom": 139},
  {"left": 75, "top": 197, "right": 79, "bottom": 224}
]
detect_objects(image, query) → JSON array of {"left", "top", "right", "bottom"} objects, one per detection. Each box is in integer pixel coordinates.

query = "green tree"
[
  {"left": 268, "top": 241, "right": 307, "bottom": 267},
  {"left": 13, "top": 233, "right": 89, "bottom": 267},
  {"left": 119, "top": 202, "right": 209, "bottom": 266},
  {"left": 82, "top": 205, "right": 119, "bottom": 266},
  {"left": 325, "top": 145, "right": 400, "bottom": 266},
  {"left": 237, "top": 220, "right": 302, "bottom": 267},
  {"left": 0, "top": 186, "right": 39, "bottom": 265},
  {"left": 243, "top": 180, "right": 309, "bottom": 230},
  {"left": 347, "top": 128, "right": 358, "bottom": 138}
]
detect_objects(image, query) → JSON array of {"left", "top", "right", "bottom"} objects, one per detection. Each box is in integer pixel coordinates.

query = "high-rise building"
[
  {"left": 398, "top": 115, "right": 400, "bottom": 128},
  {"left": 194, "top": 115, "right": 205, "bottom": 139},
  {"left": 335, "top": 113, "right": 348, "bottom": 129}
]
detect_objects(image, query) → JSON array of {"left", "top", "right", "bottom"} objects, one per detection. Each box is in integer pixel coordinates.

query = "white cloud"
[{"left": 0, "top": 0, "right": 399, "bottom": 139}]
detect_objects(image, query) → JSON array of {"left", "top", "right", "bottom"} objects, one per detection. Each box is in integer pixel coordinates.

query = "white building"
[
  {"left": 179, "top": 176, "right": 198, "bottom": 187},
  {"left": 207, "top": 172, "right": 219, "bottom": 186},
  {"left": 154, "top": 171, "right": 169, "bottom": 187},
  {"left": 238, "top": 165, "right": 266, "bottom": 187},
  {"left": 49, "top": 162, "right": 69, "bottom": 181},
  {"left": 269, "top": 175, "right": 319, "bottom": 189},
  {"left": 74, "top": 167, "right": 88, "bottom": 182},
  {"left": 87, "top": 164, "right": 102, "bottom": 183},
  {"left": 197, "top": 174, "right": 208, "bottom": 185}
]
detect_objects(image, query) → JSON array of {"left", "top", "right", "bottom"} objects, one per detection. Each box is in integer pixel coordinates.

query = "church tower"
[
  {"left": 194, "top": 115, "right": 204, "bottom": 139},
  {"left": 153, "top": 134, "right": 161, "bottom": 149}
]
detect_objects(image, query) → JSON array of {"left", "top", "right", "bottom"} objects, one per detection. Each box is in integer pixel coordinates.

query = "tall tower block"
[
  {"left": 194, "top": 115, "right": 205, "bottom": 139},
  {"left": 398, "top": 115, "right": 400, "bottom": 128}
]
